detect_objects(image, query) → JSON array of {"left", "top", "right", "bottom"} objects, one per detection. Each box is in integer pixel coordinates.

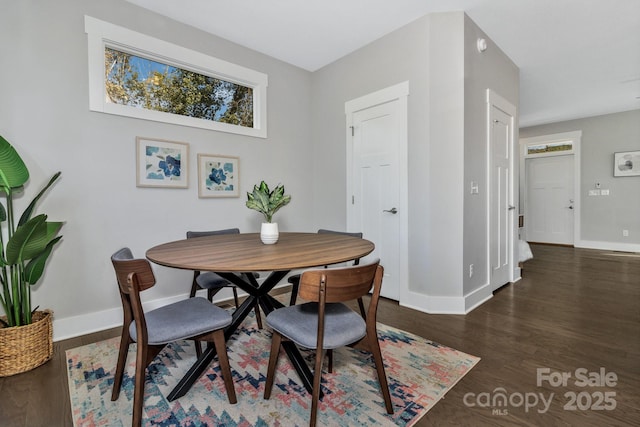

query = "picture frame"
[
  {"left": 136, "top": 137, "right": 189, "bottom": 188},
  {"left": 197, "top": 154, "right": 240, "bottom": 198},
  {"left": 613, "top": 150, "right": 640, "bottom": 177}
]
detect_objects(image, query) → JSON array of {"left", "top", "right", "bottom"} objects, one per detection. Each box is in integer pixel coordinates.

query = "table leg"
[
  {"left": 166, "top": 294, "right": 257, "bottom": 401},
  {"left": 166, "top": 269, "right": 319, "bottom": 401},
  {"left": 281, "top": 341, "right": 316, "bottom": 393},
  {"left": 166, "top": 271, "right": 285, "bottom": 401}
]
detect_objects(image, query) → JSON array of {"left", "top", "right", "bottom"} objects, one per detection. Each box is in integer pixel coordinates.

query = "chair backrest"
[
  {"left": 186, "top": 228, "right": 240, "bottom": 239},
  {"left": 298, "top": 259, "right": 382, "bottom": 304},
  {"left": 317, "top": 229, "right": 363, "bottom": 239},
  {"left": 111, "top": 247, "right": 156, "bottom": 294},
  {"left": 111, "top": 248, "right": 157, "bottom": 345}
]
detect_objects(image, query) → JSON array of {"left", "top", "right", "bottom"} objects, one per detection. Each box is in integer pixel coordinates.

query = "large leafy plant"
[
  {"left": 0, "top": 135, "right": 63, "bottom": 327},
  {"left": 246, "top": 181, "right": 291, "bottom": 223}
]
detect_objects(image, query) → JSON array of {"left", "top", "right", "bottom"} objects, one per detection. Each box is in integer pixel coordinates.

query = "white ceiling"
[{"left": 126, "top": 0, "right": 640, "bottom": 127}]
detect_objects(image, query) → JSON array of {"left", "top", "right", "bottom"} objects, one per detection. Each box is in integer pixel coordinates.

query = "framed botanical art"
[
  {"left": 197, "top": 154, "right": 239, "bottom": 198},
  {"left": 136, "top": 137, "right": 189, "bottom": 188},
  {"left": 614, "top": 151, "right": 640, "bottom": 177}
]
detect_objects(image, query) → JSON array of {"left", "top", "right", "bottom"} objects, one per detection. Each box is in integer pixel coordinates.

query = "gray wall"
[
  {"left": 425, "top": 13, "right": 465, "bottom": 298},
  {"left": 311, "top": 14, "right": 432, "bottom": 297},
  {"left": 462, "top": 15, "right": 519, "bottom": 295},
  {"left": 1, "top": 2, "right": 521, "bottom": 337},
  {"left": 0, "top": 0, "right": 314, "bottom": 336},
  {"left": 520, "top": 110, "right": 640, "bottom": 249},
  {"left": 312, "top": 12, "right": 519, "bottom": 311}
]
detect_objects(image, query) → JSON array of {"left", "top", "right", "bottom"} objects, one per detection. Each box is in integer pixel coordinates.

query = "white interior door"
[
  {"left": 489, "top": 104, "right": 514, "bottom": 289},
  {"left": 351, "top": 101, "right": 400, "bottom": 300},
  {"left": 525, "top": 155, "right": 575, "bottom": 245}
]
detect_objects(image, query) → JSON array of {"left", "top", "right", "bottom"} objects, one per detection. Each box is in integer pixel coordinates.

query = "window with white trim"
[
  {"left": 85, "top": 16, "right": 268, "bottom": 138},
  {"left": 525, "top": 140, "right": 573, "bottom": 156}
]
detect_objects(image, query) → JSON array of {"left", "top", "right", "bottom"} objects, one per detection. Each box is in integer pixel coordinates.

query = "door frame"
[
  {"left": 519, "top": 131, "right": 582, "bottom": 245},
  {"left": 486, "top": 89, "right": 518, "bottom": 286},
  {"left": 345, "top": 81, "right": 409, "bottom": 303}
]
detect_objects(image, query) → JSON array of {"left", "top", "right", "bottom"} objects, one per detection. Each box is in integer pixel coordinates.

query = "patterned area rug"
[{"left": 66, "top": 314, "right": 479, "bottom": 426}]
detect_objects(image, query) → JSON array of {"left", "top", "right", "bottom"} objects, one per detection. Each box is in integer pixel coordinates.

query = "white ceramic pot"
[{"left": 260, "top": 222, "right": 279, "bottom": 244}]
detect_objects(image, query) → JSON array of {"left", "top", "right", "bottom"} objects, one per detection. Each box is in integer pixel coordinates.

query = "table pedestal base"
[{"left": 166, "top": 270, "right": 318, "bottom": 401}]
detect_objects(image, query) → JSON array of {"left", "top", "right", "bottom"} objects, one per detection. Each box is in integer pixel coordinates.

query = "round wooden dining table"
[{"left": 146, "top": 232, "right": 374, "bottom": 401}]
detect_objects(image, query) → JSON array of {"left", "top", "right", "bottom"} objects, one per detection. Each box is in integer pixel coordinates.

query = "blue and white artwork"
[
  {"left": 145, "top": 145, "right": 182, "bottom": 180},
  {"left": 198, "top": 154, "right": 239, "bottom": 197},
  {"left": 136, "top": 137, "right": 189, "bottom": 188}
]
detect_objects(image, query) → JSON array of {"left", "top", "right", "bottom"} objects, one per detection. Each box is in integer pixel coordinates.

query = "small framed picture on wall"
[
  {"left": 136, "top": 137, "right": 189, "bottom": 188},
  {"left": 614, "top": 151, "right": 640, "bottom": 177},
  {"left": 197, "top": 154, "right": 240, "bottom": 198}
]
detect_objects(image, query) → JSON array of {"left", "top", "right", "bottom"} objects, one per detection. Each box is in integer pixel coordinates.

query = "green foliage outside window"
[
  {"left": 104, "top": 48, "right": 253, "bottom": 128},
  {"left": 527, "top": 142, "right": 573, "bottom": 155}
]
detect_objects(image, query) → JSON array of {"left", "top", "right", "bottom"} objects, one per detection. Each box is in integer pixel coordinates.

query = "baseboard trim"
[
  {"left": 575, "top": 240, "right": 640, "bottom": 253},
  {"left": 55, "top": 276, "right": 504, "bottom": 340},
  {"left": 463, "top": 282, "right": 493, "bottom": 313},
  {"left": 53, "top": 306, "right": 123, "bottom": 342},
  {"left": 53, "top": 283, "right": 286, "bottom": 342},
  {"left": 53, "top": 292, "right": 195, "bottom": 341},
  {"left": 400, "top": 283, "right": 493, "bottom": 315}
]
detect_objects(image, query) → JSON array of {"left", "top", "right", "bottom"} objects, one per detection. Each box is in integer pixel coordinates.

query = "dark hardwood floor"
[{"left": 1, "top": 245, "right": 638, "bottom": 426}]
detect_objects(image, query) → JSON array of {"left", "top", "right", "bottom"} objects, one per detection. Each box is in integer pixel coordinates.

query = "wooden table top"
[{"left": 146, "top": 232, "right": 375, "bottom": 272}]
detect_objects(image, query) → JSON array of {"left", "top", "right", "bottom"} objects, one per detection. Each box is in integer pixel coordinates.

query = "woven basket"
[{"left": 0, "top": 310, "right": 53, "bottom": 377}]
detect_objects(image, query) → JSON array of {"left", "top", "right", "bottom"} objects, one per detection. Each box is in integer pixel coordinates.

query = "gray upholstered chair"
[
  {"left": 287, "top": 229, "right": 363, "bottom": 306},
  {"left": 187, "top": 229, "right": 262, "bottom": 329},
  {"left": 263, "top": 259, "right": 393, "bottom": 427},
  {"left": 111, "top": 248, "right": 236, "bottom": 427}
]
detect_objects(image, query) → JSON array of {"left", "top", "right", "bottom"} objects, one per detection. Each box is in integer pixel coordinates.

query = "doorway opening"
[{"left": 520, "top": 131, "right": 582, "bottom": 246}]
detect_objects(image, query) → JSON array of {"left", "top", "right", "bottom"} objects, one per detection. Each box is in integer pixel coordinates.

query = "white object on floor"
[{"left": 519, "top": 240, "right": 534, "bottom": 263}]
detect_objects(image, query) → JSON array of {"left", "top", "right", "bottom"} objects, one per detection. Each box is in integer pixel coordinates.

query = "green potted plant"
[
  {"left": 0, "top": 135, "right": 63, "bottom": 376},
  {"left": 246, "top": 181, "right": 291, "bottom": 244}
]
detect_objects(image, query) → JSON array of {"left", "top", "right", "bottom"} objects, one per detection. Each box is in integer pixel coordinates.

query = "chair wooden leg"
[
  {"left": 195, "top": 340, "right": 202, "bottom": 358},
  {"left": 327, "top": 349, "right": 333, "bottom": 373},
  {"left": 111, "top": 329, "right": 131, "bottom": 401},
  {"left": 357, "top": 297, "right": 367, "bottom": 320},
  {"left": 263, "top": 332, "right": 282, "bottom": 399},
  {"left": 211, "top": 330, "right": 237, "bottom": 404},
  {"left": 310, "top": 348, "right": 325, "bottom": 427},
  {"left": 129, "top": 343, "right": 164, "bottom": 427},
  {"left": 367, "top": 332, "right": 394, "bottom": 414},
  {"left": 132, "top": 343, "right": 148, "bottom": 427}
]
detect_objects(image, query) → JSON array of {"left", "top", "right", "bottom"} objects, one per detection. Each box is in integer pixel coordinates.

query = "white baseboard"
[
  {"left": 53, "top": 306, "right": 123, "bottom": 342},
  {"left": 513, "top": 266, "right": 522, "bottom": 281},
  {"left": 53, "top": 293, "right": 193, "bottom": 341},
  {"left": 399, "top": 283, "right": 493, "bottom": 315},
  {"left": 575, "top": 239, "right": 640, "bottom": 253},
  {"left": 463, "top": 282, "right": 493, "bottom": 313},
  {"left": 53, "top": 283, "right": 287, "bottom": 342}
]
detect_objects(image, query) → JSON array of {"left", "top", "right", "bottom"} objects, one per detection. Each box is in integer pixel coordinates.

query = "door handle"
[
  {"left": 508, "top": 205, "right": 516, "bottom": 211},
  {"left": 383, "top": 207, "right": 398, "bottom": 214}
]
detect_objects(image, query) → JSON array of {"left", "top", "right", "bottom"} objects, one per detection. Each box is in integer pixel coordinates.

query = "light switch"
[
  {"left": 588, "top": 189, "right": 600, "bottom": 196},
  {"left": 470, "top": 181, "right": 479, "bottom": 194},
  {"left": 601, "top": 189, "right": 610, "bottom": 196}
]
